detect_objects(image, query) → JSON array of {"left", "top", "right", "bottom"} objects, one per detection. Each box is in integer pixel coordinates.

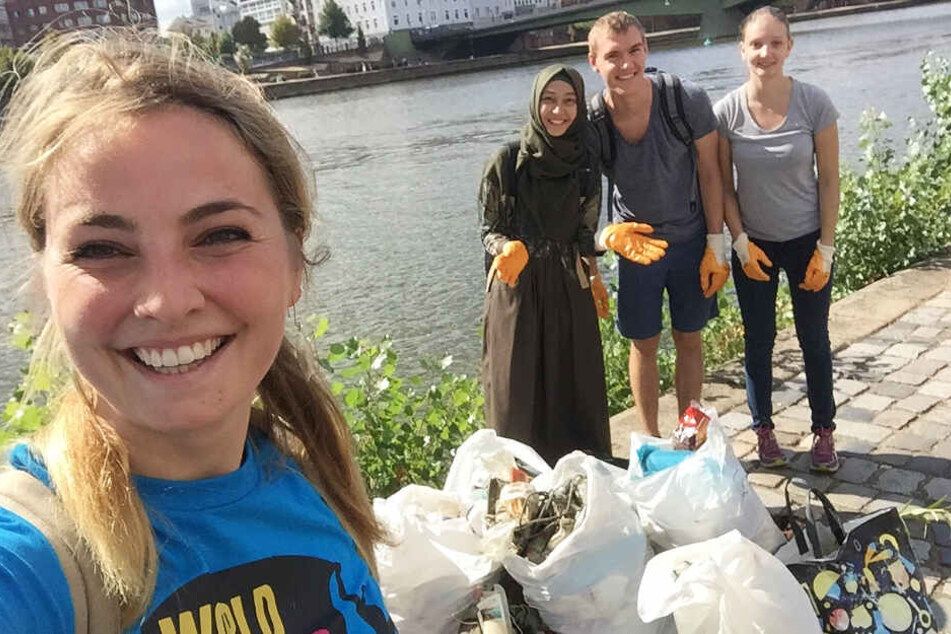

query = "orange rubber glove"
[
  {"left": 732, "top": 232, "right": 773, "bottom": 282},
  {"left": 699, "top": 233, "right": 730, "bottom": 298},
  {"left": 493, "top": 240, "right": 529, "bottom": 287},
  {"left": 599, "top": 222, "right": 668, "bottom": 266},
  {"left": 799, "top": 241, "right": 835, "bottom": 292},
  {"left": 591, "top": 275, "right": 610, "bottom": 319}
]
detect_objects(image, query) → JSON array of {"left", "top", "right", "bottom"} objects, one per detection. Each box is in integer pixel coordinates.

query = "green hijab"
[
  {"left": 513, "top": 65, "right": 588, "bottom": 239},
  {"left": 517, "top": 64, "right": 588, "bottom": 179}
]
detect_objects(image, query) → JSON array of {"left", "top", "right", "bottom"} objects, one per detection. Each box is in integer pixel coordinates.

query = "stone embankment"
[{"left": 611, "top": 256, "right": 951, "bottom": 628}]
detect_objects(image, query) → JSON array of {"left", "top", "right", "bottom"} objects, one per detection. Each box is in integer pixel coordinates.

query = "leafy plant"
[
  {"left": 304, "top": 316, "right": 484, "bottom": 497},
  {"left": 834, "top": 54, "right": 951, "bottom": 296}
]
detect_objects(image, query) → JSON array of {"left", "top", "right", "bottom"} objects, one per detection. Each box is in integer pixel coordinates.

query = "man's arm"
[
  {"left": 694, "top": 129, "right": 724, "bottom": 234},
  {"left": 717, "top": 133, "right": 744, "bottom": 238}
]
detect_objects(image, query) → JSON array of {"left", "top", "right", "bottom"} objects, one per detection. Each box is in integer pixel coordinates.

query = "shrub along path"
[{"left": 609, "top": 254, "right": 951, "bottom": 627}]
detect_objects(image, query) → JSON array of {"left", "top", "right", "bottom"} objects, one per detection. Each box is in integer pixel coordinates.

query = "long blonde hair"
[{"left": 0, "top": 29, "right": 384, "bottom": 627}]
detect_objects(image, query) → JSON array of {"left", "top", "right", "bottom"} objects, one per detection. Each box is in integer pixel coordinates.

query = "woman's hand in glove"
[
  {"left": 732, "top": 232, "right": 773, "bottom": 282},
  {"left": 493, "top": 240, "right": 529, "bottom": 287},
  {"left": 799, "top": 242, "right": 834, "bottom": 292},
  {"left": 591, "top": 274, "right": 610, "bottom": 320}
]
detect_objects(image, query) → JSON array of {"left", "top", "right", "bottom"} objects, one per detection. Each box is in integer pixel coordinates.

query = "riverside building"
[{"left": 2, "top": 0, "right": 156, "bottom": 47}]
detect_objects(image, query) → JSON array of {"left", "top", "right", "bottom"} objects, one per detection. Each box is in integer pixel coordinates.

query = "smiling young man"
[{"left": 588, "top": 11, "right": 728, "bottom": 436}]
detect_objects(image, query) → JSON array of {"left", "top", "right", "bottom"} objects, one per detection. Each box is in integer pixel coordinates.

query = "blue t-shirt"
[
  {"left": 0, "top": 437, "right": 395, "bottom": 634},
  {"left": 607, "top": 75, "right": 717, "bottom": 244}
]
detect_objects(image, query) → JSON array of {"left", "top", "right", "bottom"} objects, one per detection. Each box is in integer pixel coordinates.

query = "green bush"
[
  {"left": 304, "top": 316, "right": 484, "bottom": 497},
  {"left": 834, "top": 54, "right": 951, "bottom": 295}
]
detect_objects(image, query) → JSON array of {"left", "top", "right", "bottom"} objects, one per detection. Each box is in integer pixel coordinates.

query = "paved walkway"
[{"left": 610, "top": 255, "right": 951, "bottom": 630}]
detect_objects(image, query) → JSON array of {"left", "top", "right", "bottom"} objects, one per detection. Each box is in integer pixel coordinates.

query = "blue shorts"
[{"left": 616, "top": 232, "right": 719, "bottom": 340}]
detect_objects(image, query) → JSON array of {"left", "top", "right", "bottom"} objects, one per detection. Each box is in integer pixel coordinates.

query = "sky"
[{"left": 154, "top": 0, "right": 191, "bottom": 30}]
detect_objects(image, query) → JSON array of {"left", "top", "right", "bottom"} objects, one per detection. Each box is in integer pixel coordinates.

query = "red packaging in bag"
[{"left": 672, "top": 401, "right": 710, "bottom": 450}]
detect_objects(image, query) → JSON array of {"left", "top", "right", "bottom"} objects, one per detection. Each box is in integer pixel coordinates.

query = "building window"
[
  {"left": 405, "top": 12, "right": 409, "bottom": 22},
  {"left": 78, "top": 14, "right": 92, "bottom": 24},
  {"left": 393, "top": 14, "right": 397, "bottom": 23},
  {"left": 27, "top": 8, "right": 35, "bottom": 16},
  {"left": 429, "top": 10, "right": 434, "bottom": 18},
  {"left": 29, "top": 23, "right": 38, "bottom": 30},
  {"left": 370, "top": 1, "right": 373, "bottom": 8},
  {"left": 463, "top": 8, "right": 467, "bottom": 16},
  {"left": 38, "top": 5, "right": 48, "bottom": 13},
  {"left": 54, "top": 2, "right": 69, "bottom": 11},
  {"left": 94, "top": 0, "right": 106, "bottom": 7},
  {"left": 444, "top": 9, "right": 448, "bottom": 19},
  {"left": 63, "top": 17, "right": 74, "bottom": 25},
  {"left": 373, "top": 17, "right": 377, "bottom": 26},
  {"left": 96, "top": 13, "right": 109, "bottom": 22},
  {"left": 453, "top": 8, "right": 458, "bottom": 17},
  {"left": 362, "top": 3, "right": 366, "bottom": 10},
  {"left": 11, "top": 9, "right": 19, "bottom": 17},
  {"left": 74, "top": 0, "right": 89, "bottom": 8},
  {"left": 417, "top": 11, "right": 421, "bottom": 21},
  {"left": 474, "top": 6, "right": 478, "bottom": 15}
]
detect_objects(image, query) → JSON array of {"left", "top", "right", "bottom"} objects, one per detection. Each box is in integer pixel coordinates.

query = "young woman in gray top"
[{"left": 715, "top": 6, "right": 841, "bottom": 472}]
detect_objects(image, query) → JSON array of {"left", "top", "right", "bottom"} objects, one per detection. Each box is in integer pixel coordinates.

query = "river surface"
[{"left": 1, "top": 2, "right": 951, "bottom": 395}]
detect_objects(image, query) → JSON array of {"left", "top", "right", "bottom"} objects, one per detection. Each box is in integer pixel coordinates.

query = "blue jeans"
[{"left": 732, "top": 230, "right": 835, "bottom": 432}]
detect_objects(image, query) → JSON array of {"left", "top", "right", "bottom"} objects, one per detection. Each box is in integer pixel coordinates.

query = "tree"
[
  {"left": 356, "top": 24, "right": 366, "bottom": 54},
  {"left": 219, "top": 31, "right": 237, "bottom": 55},
  {"left": 318, "top": 0, "right": 353, "bottom": 42},
  {"left": 270, "top": 14, "right": 301, "bottom": 50},
  {"left": 232, "top": 16, "right": 268, "bottom": 54}
]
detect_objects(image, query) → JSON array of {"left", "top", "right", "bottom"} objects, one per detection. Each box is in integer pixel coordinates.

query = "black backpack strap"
[
  {"left": 588, "top": 91, "right": 616, "bottom": 224},
  {"left": 655, "top": 70, "right": 695, "bottom": 149}
]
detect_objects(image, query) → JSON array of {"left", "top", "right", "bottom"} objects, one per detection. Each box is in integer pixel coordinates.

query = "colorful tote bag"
[{"left": 781, "top": 481, "right": 936, "bottom": 634}]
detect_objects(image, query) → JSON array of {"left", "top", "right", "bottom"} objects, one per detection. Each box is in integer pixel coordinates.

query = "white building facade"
[
  {"left": 308, "top": 0, "right": 512, "bottom": 45},
  {"left": 237, "top": 0, "right": 291, "bottom": 35}
]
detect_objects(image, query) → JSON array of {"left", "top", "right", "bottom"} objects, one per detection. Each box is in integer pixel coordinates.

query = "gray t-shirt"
[
  {"left": 608, "top": 75, "right": 717, "bottom": 244},
  {"left": 714, "top": 79, "right": 838, "bottom": 242}
]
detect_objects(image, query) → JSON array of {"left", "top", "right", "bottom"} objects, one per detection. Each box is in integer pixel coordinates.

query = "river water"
[{"left": 1, "top": 2, "right": 951, "bottom": 394}]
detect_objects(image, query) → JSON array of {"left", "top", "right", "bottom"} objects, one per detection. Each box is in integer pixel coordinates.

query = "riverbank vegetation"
[{"left": 1, "top": 54, "right": 950, "bottom": 496}]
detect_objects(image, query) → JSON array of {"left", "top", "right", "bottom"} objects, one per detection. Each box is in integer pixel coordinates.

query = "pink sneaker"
[
  {"left": 755, "top": 427, "right": 787, "bottom": 468},
  {"left": 811, "top": 428, "right": 840, "bottom": 473}
]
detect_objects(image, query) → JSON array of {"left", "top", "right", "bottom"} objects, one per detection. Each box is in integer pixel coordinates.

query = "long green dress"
[{"left": 479, "top": 65, "right": 611, "bottom": 466}]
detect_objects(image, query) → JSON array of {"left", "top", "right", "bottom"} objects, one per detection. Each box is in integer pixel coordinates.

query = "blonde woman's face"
[
  {"left": 40, "top": 107, "right": 302, "bottom": 450},
  {"left": 740, "top": 15, "right": 793, "bottom": 79}
]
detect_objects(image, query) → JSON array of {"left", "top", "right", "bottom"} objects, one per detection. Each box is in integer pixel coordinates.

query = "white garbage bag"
[
  {"left": 502, "top": 453, "right": 671, "bottom": 634},
  {"left": 374, "top": 485, "right": 498, "bottom": 634},
  {"left": 638, "top": 530, "right": 823, "bottom": 634},
  {"left": 443, "top": 428, "right": 551, "bottom": 501},
  {"left": 626, "top": 416, "right": 785, "bottom": 553}
]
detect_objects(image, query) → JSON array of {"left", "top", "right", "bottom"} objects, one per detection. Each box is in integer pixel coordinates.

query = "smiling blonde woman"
[{"left": 0, "top": 30, "right": 394, "bottom": 633}]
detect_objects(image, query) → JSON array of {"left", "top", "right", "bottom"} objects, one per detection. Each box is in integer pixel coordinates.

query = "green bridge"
[{"left": 389, "top": 0, "right": 753, "bottom": 58}]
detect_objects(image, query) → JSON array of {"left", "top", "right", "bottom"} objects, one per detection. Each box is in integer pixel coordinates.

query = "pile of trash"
[{"left": 373, "top": 404, "right": 822, "bottom": 634}]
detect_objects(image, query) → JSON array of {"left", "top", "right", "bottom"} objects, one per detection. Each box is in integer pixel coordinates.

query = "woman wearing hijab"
[{"left": 478, "top": 64, "right": 611, "bottom": 465}]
